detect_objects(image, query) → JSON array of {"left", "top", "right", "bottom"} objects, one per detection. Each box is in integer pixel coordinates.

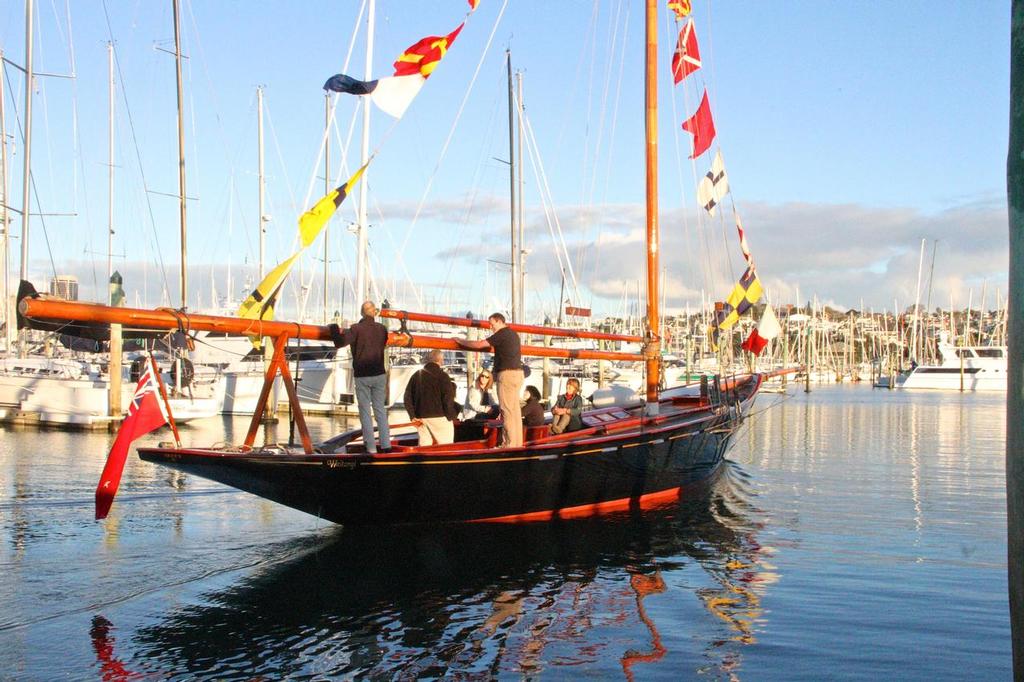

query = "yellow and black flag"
[
  {"left": 708, "top": 266, "right": 764, "bottom": 349},
  {"left": 298, "top": 163, "right": 368, "bottom": 248},
  {"left": 237, "top": 253, "right": 301, "bottom": 325},
  {"left": 237, "top": 162, "right": 370, "bottom": 346},
  {"left": 714, "top": 266, "right": 764, "bottom": 332}
]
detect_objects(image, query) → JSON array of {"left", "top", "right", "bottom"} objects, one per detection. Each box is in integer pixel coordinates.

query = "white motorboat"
[
  {"left": 895, "top": 336, "right": 1006, "bottom": 391},
  {"left": 0, "top": 355, "right": 219, "bottom": 426}
]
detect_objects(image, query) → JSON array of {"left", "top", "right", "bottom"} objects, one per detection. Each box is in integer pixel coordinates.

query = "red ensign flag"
[{"left": 95, "top": 359, "right": 167, "bottom": 519}]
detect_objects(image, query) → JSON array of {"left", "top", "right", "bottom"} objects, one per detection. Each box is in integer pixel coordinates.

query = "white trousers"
[{"left": 417, "top": 416, "right": 454, "bottom": 446}]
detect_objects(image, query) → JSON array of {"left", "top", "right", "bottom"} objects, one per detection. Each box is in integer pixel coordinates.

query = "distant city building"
[{"left": 49, "top": 275, "right": 79, "bottom": 301}]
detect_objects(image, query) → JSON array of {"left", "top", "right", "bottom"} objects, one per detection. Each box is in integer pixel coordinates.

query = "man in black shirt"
[
  {"left": 456, "top": 312, "right": 523, "bottom": 447},
  {"left": 403, "top": 349, "right": 459, "bottom": 446},
  {"left": 329, "top": 300, "right": 391, "bottom": 453}
]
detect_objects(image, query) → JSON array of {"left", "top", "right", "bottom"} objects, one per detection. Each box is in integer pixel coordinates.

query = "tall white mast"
[
  {"left": 909, "top": 237, "right": 925, "bottom": 361},
  {"left": 19, "top": 0, "right": 33, "bottom": 288},
  {"left": 1, "top": 48, "right": 11, "bottom": 355},
  {"left": 355, "top": 0, "right": 375, "bottom": 309},
  {"left": 172, "top": 0, "right": 187, "bottom": 309},
  {"left": 107, "top": 41, "right": 123, "bottom": 418},
  {"left": 107, "top": 42, "right": 114, "bottom": 289},
  {"left": 506, "top": 50, "right": 518, "bottom": 323},
  {"left": 257, "top": 86, "right": 265, "bottom": 279},
  {"left": 516, "top": 71, "right": 525, "bottom": 322},
  {"left": 323, "top": 93, "right": 330, "bottom": 322},
  {"left": 17, "top": 0, "right": 34, "bottom": 357}
]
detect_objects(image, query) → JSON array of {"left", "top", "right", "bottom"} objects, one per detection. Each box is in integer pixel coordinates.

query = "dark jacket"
[
  {"left": 554, "top": 392, "right": 584, "bottom": 431},
  {"left": 404, "top": 362, "right": 458, "bottom": 420},
  {"left": 329, "top": 316, "right": 388, "bottom": 378},
  {"left": 522, "top": 396, "right": 545, "bottom": 427}
]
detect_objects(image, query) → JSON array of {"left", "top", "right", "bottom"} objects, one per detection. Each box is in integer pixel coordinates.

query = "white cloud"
[{"left": 430, "top": 195, "right": 1009, "bottom": 313}]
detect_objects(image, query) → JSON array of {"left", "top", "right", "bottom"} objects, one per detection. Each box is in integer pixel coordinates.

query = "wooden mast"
[{"left": 643, "top": 0, "right": 661, "bottom": 415}]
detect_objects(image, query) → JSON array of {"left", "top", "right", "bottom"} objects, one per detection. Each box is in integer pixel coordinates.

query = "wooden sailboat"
[{"left": 16, "top": 0, "right": 766, "bottom": 524}]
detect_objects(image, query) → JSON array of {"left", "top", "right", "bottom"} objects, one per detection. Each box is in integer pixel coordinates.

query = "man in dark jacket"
[
  {"left": 329, "top": 300, "right": 391, "bottom": 453},
  {"left": 404, "top": 349, "right": 459, "bottom": 446}
]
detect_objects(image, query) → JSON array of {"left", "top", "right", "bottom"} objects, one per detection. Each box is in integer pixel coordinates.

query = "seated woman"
[
  {"left": 522, "top": 385, "right": 545, "bottom": 428},
  {"left": 550, "top": 378, "right": 583, "bottom": 434},
  {"left": 464, "top": 369, "right": 500, "bottom": 420}
]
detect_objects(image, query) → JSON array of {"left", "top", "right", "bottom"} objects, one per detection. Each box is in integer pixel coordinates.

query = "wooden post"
[
  {"left": 241, "top": 334, "right": 312, "bottom": 454},
  {"left": 960, "top": 340, "right": 966, "bottom": 393},
  {"left": 542, "top": 334, "right": 552, "bottom": 399},
  {"left": 1006, "top": 2, "right": 1024, "bottom": 675},
  {"left": 804, "top": 322, "right": 812, "bottom": 394},
  {"left": 782, "top": 324, "right": 789, "bottom": 388},
  {"left": 108, "top": 324, "right": 122, "bottom": 420},
  {"left": 278, "top": 339, "right": 313, "bottom": 454}
]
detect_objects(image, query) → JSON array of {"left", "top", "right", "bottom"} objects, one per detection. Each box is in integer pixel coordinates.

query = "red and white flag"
[
  {"left": 672, "top": 19, "right": 701, "bottom": 84},
  {"left": 735, "top": 213, "right": 753, "bottom": 266},
  {"left": 681, "top": 90, "right": 716, "bottom": 158},
  {"left": 95, "top": 358, "right": 168, "bottom": 519},
  {"left": 742, "top": 304, "right": 782, "bottom": 357}
]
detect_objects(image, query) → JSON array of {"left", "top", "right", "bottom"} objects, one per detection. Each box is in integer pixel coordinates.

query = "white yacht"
[
  {"left": 896, "top": 336, "right": 1006, "bottom": 391},
  {"left": 0, "top": 354, "right": 219, "bottom": 427}
]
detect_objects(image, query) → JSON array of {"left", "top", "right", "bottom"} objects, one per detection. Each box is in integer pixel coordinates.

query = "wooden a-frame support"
[{"left": 243, "top": 333, "right": 313, "bottom": 454}]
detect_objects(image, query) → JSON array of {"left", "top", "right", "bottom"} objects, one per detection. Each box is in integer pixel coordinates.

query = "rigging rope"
[
  {"left": 589, "top": 1, "right": 632, "bottom": 313},
  {"left": 2, "top": 62, "right": 60, "bottom": 286},
  {"left": 437, "top": 89, "right": 504, "bottom": 305},
  {"left": 100, "top": 0, "right": 173, "bottom": 307},
  {"left": 576, "top": 0, "right": 624, "bottom": 285},
  {"left": 396, "top": 0, "right": 510, "bottom": 262},
  {"left": 520, "top": 108, "right": 582, "bottom": 308},
  {"left": 664, "top": 6, "right": 702, "bottom": 306}
]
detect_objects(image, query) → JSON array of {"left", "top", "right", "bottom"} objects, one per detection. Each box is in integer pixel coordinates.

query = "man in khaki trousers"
[{"left": 456, "top": 313, "right": 523, "bottom": 447}]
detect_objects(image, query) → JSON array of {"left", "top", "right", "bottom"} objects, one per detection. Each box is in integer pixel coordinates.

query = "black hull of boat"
[{"left": 139, "top": 380, "right": 760, "bottom": 525}]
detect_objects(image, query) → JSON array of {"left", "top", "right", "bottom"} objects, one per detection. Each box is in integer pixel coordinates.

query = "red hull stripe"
[{"left": 470, "top": 486, "right": 683, "bottom": 524}]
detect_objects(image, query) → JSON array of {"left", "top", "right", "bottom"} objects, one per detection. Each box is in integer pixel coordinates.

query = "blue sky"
[{"left": 0, "top": 1, "right": 1011, "bottom": 318}]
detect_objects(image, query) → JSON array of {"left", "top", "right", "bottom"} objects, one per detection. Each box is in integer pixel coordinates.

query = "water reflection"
[{"left": 111, "top": 467, "right": 775, "bottom": 679}]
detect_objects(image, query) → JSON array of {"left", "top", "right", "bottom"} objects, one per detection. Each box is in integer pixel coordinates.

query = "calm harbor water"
[{"left": 0, "top": 385, "right": 1011, "bottom": 680}]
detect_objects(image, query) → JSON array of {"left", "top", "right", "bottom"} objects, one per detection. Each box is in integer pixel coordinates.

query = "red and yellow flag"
[
  {"left": 668, "top": 0, "right": 691, "bottom": 19},
  {"left": 393, "top": 24, "right": 465, "bottom": 78}
]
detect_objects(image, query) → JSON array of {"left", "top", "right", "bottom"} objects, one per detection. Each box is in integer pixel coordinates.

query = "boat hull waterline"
[{"left": 139, "top": 376, "right": 761, "bottom": 525}]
